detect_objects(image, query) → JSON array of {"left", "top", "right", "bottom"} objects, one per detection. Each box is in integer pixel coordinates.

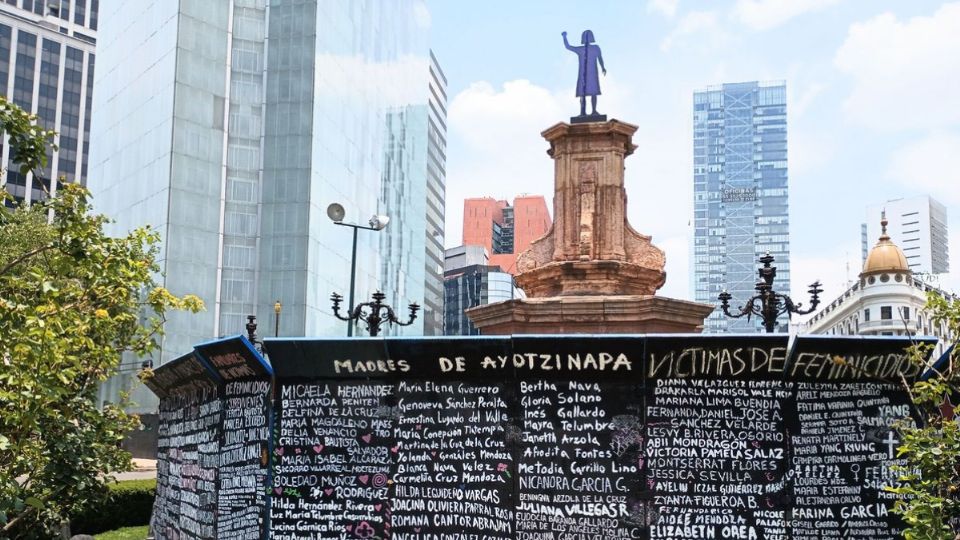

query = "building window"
[
  {"left": 863, "top": 308, "right": 870, "bottom": 322},
  {"left": 881, "top": 306, "right": 892, "bottom": 320},
  {"left": 901, "top": 307, "right": 910, "bottom": 321}
]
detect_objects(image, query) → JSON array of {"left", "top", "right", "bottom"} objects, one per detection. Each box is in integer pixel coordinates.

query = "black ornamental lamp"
[
  {"left": 331, "top": 291, "right": 419, "bottom": 337},
  {"left": 245, "top": 314, "right": 263, "bottom": 351},
  {"left": 718, "top": 252, "right": 823, "bottom": 333}
]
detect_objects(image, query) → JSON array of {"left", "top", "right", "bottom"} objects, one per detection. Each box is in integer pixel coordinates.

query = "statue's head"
[{"left": 581, "top": 30, "right": 595, "bottom": 45}]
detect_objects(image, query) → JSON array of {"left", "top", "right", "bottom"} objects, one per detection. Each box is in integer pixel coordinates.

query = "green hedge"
[{"left": 71, "top": 479, "right": 155, "bottom": 535}]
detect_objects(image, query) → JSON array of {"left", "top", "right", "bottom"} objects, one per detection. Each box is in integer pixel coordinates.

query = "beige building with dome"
[{"left": 804, "top": 215, "right": 956, "bottom": 360}]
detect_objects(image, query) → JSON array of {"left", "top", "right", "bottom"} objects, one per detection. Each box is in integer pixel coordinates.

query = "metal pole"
[{"left": 347, "top": 226, "right": 358, "bottom": 337}]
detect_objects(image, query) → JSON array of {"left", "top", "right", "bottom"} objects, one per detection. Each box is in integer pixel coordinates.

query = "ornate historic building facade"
[{"left": 805, "top": 215, "right": 956, "bottom": 360}]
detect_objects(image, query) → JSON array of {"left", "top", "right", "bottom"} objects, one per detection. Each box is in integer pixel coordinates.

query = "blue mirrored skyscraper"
[{"left": 693, "top": 81, "right": 791, "bottom": 333}]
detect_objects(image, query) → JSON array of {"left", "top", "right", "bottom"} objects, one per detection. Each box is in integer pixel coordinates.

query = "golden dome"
[{"left": 861, "top": 213, "right": 910, "bottom": 275}]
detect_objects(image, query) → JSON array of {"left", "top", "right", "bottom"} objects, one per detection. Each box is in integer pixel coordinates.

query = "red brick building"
[{"left": 462, "top": 195, "right": 551, "bottom": 274}]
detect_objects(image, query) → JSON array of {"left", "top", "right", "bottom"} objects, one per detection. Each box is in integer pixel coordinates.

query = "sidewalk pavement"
[{"left": 114, "top": 458, "right": 157, "bottom": 481}]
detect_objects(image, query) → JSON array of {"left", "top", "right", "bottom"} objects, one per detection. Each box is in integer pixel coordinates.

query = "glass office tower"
[
  {"left": 89, "top": 0, "right": 437, "bottom": 412},
  {"left": 0, "top": 0, "right": 98, "bottom": 206},
  {"left": 863, "top": 196, "right": 949, "bottom": 275},
  {"left": 422, "top": 50, "right": 447, "bottom": 336},
  {"left": 442, "top": 245, "right": 524, "bottom": 336},
  {"left": 693, "top": 81, "right": 791, "bottom": 333}
]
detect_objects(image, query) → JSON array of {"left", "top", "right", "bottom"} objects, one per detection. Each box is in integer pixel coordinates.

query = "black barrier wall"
[
  {"left": 146, "top": 336, "right": 272, "bottom": 540},
  {"left": 146, "top": 334, "right": 935, "bottom": 540},
  {"left": 146, "top": 351, "right": 221, "bottom": 538}
]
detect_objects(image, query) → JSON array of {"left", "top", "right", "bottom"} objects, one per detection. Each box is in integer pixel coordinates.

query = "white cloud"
[
  {"left": 657, "top": 235, "right": 691, "bottom": 299},
  {"left": 448, "top": 80, "right": 564, "bottom": 155},
  {"left": 791, "top": 81, "right": 826, "bottom": 118},
  {"left": 835, "top": 3, "right": 960, "bottom": 131},
  {"left": 413, "top": 1, "right": 431, "bottom": 29},
  {"left": 660, "top": 11, "right": 727, "bottom": 51},
  {"left": 886, "top": 131, "right": 960, "bottom": 206},
  {"left": 789, "top": 250, "right": 860, "bottom": 324},
  {"left": 445, "top": 80, "right": 566, "bottom": 246},
  {"left": 734, "top": 0, "right": 841, "bottom": 30},
  {"left": 647, "top": 0, "right": 679, "bottom": 18},
  {"left": 789, "top": 127, "right": 836, "bottom": 176}
]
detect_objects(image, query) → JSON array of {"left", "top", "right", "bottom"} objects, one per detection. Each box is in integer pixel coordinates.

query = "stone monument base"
[
  {"left": 516, "top": 260, "right": 665, "bottom": 297},
  {"left": 570, "top": 113, "right": 607, "bottom": 124},
  {"left": 466, "top": 295, "right": 714, "bottom": 335}
]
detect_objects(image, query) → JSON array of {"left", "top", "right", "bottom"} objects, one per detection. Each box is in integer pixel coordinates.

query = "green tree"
[
  {"left": 0, "top": 96, "right": 203, "bottom": 537},
  {"left": 889, "top": 292, "right": 960, "bottom": 540}
]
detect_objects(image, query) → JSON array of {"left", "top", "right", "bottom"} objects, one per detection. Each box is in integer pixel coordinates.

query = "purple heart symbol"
[
  {"left": 375, "top": 503, "right": 382, "bottom": 511},
  {"left": 345, "top": 524, "right": 353, "bottom": 532},
  {"left": 752, "top": 440, "right": 760, "bottom": 448},
  {"left": 647, "top": 479, "right": 655, "bottom": 489},
  {"left": 324, "top": 487, "right": 334, "bottom": 496},
  {"left": 431, "top": 451, "right": 437, "bottom": 457},
  {"left": 391, "top": 445, "right": 399, "bottom": 453},
  {"left": 361, "top": 433, "right": 372, "bottom": 444},
  {"left": 415, "top": 424, "right": 422, "bottom": 430},
  {"left": 313, "top": 445, "right": 324, "bottom": 453},
  {"left": 414, "top": 528, "right": 421, "bottom": 533},
  {"left": 295, "top": 448, "right": 302, "bottom": 454},
  {"left": 275, "top": 447, "right": 284, "bottom": 455},
  {"left": 274, "top": 487, "right": 282, "bottom": 495},
  {"left": 359, "top": 474, "right": 370, "bottom": 485}
]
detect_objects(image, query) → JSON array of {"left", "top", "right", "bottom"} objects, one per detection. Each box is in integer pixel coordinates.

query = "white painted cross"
[{"left": 883, "top": 431, "right": 899, "bottom": 459}]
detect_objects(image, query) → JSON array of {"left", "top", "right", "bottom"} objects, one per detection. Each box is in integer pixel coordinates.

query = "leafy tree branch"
[{"left": 0, "top": 96, "right": 203, "bottom": 537}]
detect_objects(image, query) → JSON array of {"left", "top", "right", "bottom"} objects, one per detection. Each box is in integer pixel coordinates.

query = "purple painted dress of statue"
[{"left": 564, "top": 30, "right": 605, "bottom": 97}]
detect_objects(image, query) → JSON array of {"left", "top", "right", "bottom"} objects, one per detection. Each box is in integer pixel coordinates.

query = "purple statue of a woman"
[{"left": 562, "top": 29, "right": 606, "bottom": 118}]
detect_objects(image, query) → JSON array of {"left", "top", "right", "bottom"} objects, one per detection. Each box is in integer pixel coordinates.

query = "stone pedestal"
[
  {"left": 467, "top": 118, "right": 713, "bottom": 335},
  {"left": 466, "top": 296, "right": 715, "bottom": 335},
  {"left": 514, "top": 120, "right": 666, "bottom": 295}
]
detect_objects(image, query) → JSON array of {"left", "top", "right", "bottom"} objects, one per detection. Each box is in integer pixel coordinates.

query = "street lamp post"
[
  {"left": 327, "top": 203, "right": 390, "bottom": 337},
  {"left": 274, "top": 300, "right": 282, "bottom": 337},
  {"left": 717, "top": 252, "right": 824, "bottom": 333}
]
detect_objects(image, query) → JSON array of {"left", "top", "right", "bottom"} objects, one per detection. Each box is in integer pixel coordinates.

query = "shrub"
[
  {"left": 94, "top": 525, "right": 149, "bottom": 540},
  {"left": 70, "top": 479, "right": 155, "bottom": 535}
]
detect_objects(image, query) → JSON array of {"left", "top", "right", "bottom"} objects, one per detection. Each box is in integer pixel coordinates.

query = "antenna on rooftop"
[{"left": 845, "top": 252, "right": 850, "bottom": 287}]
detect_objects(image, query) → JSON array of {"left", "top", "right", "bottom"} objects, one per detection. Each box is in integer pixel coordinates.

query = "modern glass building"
[
  {"left": 89, "top": 0, "right": 440, "bottom": 412},
  {"left": 443, "top": 245, "right": 524, "bottom": 335},
  {"left": 0, "top": 0, "right": 98, "bottom": 206},
  {"left": 693, "top": 81, "right": 790, "bottom": 333},
  {"left": 862, "top": 196, "right": 949, "bottom": 276},
  {"left": 422, "top": 50, "right": 447, "bottom": 335}
]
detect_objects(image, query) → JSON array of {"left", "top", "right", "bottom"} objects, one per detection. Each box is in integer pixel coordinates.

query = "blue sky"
[{"left": 428, "top": 0, "right": 960, "bottom": 307}]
